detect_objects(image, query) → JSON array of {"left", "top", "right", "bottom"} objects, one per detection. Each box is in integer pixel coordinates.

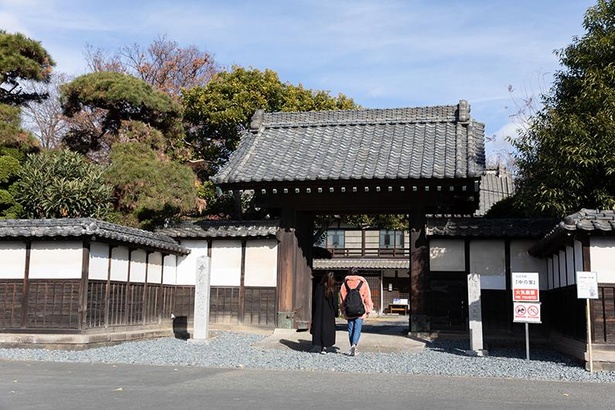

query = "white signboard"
[
  {"left": 576, "top": 271, "right": 599, "bottom": 299},
  {"left": 512, "top": 272, "right": 540, "bottom": 302},
  {"left": 513, "top": 302, "right": 541, "bottom": 324}
]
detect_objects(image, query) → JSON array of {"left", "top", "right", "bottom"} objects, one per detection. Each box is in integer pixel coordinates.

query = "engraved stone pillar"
[{"left": 192, "top": 255, "right": 211, "bottom": 342}]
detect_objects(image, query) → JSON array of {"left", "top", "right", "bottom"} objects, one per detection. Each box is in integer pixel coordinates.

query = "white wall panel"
[
  {"left": 244, "top": 239, "right": 277, "bottom": 287},
  {"left": 574, "top": 240, "right": 583, "bottom": 273},
  {"left": 510, "top": 240, "right": 548, "bottom": 290},
  {"left": 130, "top": 249, "right": 147, "bottom": 283},
  {"left": 148, "top": 252, "right": 162, "bottom": 283},
  {"left": 176, "top": 239, "right": 207, "bottom": 286},
  {"left": 30, "top": 241, "right": 82, "bottom": 279},
  {"left": 429, "top": 239, "right": 464, "bottom": 271},
  {"left": 210, "top": 240, "right": 241, "bottom": 286},
  {"left": 163, "top": 254, "right": 177, "bottom": 285},
  {"left": 110, "top": 246, "right": 129, "bottom": 281},
  {"left": 0, "top": 242, "right": 26, "bottom": 279},
  {"left": 89, "top": 242, "right": 109, "bottom": 280},
  {"left": 553, "top": 253, "right": 560, "bottom": 288},
  {"left": 590, "top": 237, "right": 615, "bottom": 283},
  {"left": 470, "top": 240, "right": 505, "bottom": 290},
  {"left": 559, "top": 250, "right": 567, "bottom": 287},
  {"left": 566, "top": 246, "right": 575, "bottom": 286}
]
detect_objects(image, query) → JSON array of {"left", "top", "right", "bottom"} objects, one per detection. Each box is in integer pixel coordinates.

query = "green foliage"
[
  {"left": 0, "top": 30, "right": 55, "bottom": 106},
  {"left": 0, "top": 104, "right": 41, "bottom": 149},
  {"left": 60, "top": 72, "right": 183, "bottom": 156},
  {"left": 512, "top": 0, "right": 615, "bottom": 217},
  {"left": 105, "top": 142, "right": 198, "bottom": 228},
  {"left": 182, "top": 65, "right": 359, "bottom": 178},
  {"left": 0, "top": 143, "right": 39, "bottom": 219},
  {"left": 13, "top": 150, "right": 112, "bottom": 219}
]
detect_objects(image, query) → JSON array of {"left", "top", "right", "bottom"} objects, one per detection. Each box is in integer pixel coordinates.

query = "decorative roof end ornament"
[
  {"left": 250, "top": 109, "right": 265, "bottom": 132},
  {"left": 457, "top": 99, "right": 470, "bottom": 124}
]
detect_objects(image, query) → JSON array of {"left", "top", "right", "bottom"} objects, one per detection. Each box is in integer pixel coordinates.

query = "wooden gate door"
[{"left": 427, "top": 275, "right": 467, "bottom": 330}]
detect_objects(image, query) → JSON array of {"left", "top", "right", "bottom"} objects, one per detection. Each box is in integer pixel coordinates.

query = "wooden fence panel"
[
  {"left": 210, "top": 287, "right": 239, "bottom": 324},
  {"left": 594, "top": 285, "right": 615, "bottom": 344},
  {"left": 26, "top": 280, "right": 80, "bottom": 329},
  {"left": 244, "top": 287, "right": 276, "bottom": 326},
  {"left": 0, "top": 280, "right": 23, "bottom": 329}
]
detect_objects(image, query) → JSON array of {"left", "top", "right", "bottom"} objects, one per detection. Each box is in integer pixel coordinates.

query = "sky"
[{"left": 0, "top": 0, "right": 598, "bottom": 162}]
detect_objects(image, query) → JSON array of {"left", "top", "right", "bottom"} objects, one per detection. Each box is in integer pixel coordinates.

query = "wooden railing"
[{"left": 327, "top": 247, "right": 409, "bottom": 258}]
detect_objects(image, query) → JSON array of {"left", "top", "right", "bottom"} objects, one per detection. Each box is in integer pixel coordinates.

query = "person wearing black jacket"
[{"left": 310, "top": 272, "right": 338, "bottom": 354}]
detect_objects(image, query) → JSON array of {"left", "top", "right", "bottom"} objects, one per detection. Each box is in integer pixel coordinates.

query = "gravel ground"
[{"left": 0, "top": 332, "right": 614, "bottom": 383}]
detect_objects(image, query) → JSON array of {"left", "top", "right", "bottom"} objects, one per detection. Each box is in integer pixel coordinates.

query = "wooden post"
[
  {"left": 21, "top": 241, "right": 31, "bottom": 329},
  {"left": 79, "top": 240, "right": 91, "bottom": 332},
  {"left": 239, "top": 240, "right": 246, "bottom": 324},
  {"left": 409, "top": 209, "right": 428, "bottom": 332}
]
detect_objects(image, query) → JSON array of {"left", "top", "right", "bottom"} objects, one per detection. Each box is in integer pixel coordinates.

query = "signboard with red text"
[{"left": 512, "top": 272, "right": 540, "bottom": 302}]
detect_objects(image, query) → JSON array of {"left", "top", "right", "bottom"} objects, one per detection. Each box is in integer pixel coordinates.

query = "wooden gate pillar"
[
  {"left": 276, "top": 208, "right": 313, "bottom": 329},
  {"left": 409, "top": 209, "right": 429, "bottom": 332}
]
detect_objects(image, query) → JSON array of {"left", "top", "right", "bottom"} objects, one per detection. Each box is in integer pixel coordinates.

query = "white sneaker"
[
  {"left": 348, "top": 345, "right": 356, "bottom": 356},
  {"left": 320, "top": 349, "right": 327, "bottom": 355}
]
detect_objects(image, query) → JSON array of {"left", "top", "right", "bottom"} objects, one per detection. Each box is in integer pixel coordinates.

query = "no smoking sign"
[{"left": 513, "top": 302, "right": 541, "bottom": 324}]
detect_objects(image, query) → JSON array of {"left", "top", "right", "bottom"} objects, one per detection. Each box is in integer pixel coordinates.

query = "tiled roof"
[
  {"left": 475, "top": 167, "right": 515, "bottom": 216},
  {"left": 212, "top": 101, "right": 485, "bottom": 188},
  {"left": 158, "top": 220, "right": 279, "bottom": 238},
  {"left": 529, "top": 209, "right": 615, "bottom": 256},
  {"left": 313, "top": 258, "right": 409, "bottom": 270},
  {"left": 426, "top": 217, "right": 556, "bottom": 238},
  {"left": 0, "top": 218, "right": 189, "bottom": 255}
]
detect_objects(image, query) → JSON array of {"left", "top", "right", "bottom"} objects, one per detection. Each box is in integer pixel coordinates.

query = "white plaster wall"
[
  {"left": 510, "top": 240, "right": 548, "bottom": 290},
  {"left": 470, "top": 240, "right": 505, "bottom": 290},
  {"left": 244, "top": 239, "right": 277, "bottom": 287},
  {"left": 89, "top": 242, "right": 109, "bottom": 281},
  {"left": 553, "top": 253, "right": 560, "bottom": 288},
  {"left": 566, "top": 246, "right": 575, "bottom": 286},
  {"left": 30, "top": 241, "right": 82, "bottom": 279},
  {"left": 210, "top": 240, "right": 241, "bottom": 286},
  {"left": 429, "top": 239, "right": 464, "bottom": 271},
  {"left": 110, "top": 246, "right": 129, "bottom": 281},
  {"left": 176, "top": 239, "right": 207, "bottom": 286},
  {"left": 590, "top": 237, "right": 615, "bottom": 283},
  {"left": 163, "top": 254, "right": 177, "bottom": 285},
  {"left": 559, "top": 250, "right": 567, "bottom": 287},
  {"left": 0, "top": 242, "right": 26, "bottom": 279},
  {"left": 547, "top": 256, "right": 553, "bottom": 290},
  {"left": 574, "top": 240, "right": 583, "bottom": 272},
  {"left": 346, "top": 230, "right": 363, "bottom": 248},
  {"left": 148, "top": 252, "right": 163, "bottom": 284},
  {"left": 130, "top": 249, "right": 147, "bottom": 283}
]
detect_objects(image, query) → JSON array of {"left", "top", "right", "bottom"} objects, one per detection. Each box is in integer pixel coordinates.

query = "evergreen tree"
[{"left": 513, "top": 0, "right": 615, "bottom": 216}]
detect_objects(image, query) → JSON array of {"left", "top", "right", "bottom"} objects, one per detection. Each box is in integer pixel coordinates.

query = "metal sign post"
[
  {"left": 576, "top": 271, "right": 599, "bottom": 373},
  {"left": 512, "top": 272, "right": 540, "bottom": 361}
]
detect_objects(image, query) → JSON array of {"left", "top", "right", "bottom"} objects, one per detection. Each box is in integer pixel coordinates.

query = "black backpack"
[{"left": 343, "top": 281, "right": 366, "bottom": 317}]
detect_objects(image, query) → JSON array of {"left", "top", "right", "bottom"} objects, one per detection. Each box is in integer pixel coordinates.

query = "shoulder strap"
[
  {"left": 344, "top": 281, "right": 351, "bottom": 292},
  {"left": 355, "top": 281, "right": 363, "bottom": 291}
]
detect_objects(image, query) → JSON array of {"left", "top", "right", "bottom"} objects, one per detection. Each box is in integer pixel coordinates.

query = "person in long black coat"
[{"left": 310, "top": 272, "right": 339, "bottom": 354}]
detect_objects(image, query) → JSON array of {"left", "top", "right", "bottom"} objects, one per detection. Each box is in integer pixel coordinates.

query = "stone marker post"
[
  {"left": 467, "top": 273, "right": 487, "bottom": 356},
  {"left": 191, "top": 255, "right": 211, "bottom": 342}
]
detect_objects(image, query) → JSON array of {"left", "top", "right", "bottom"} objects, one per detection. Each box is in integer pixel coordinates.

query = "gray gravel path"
[{"left": 0, "top": 332, "right": 614, "bottom": 383}]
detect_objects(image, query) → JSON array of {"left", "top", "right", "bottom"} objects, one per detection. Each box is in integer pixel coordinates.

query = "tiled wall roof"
[
  {"left": 529, "top": 209, "right": 615, "bottom": 256},
  {"left": 212, "top": 101, "right": 485, "bottom": 188},
  {"left": 0, "top": 218, "right": 189, "bottom": 255},
  {"left": 313, "top": 258, "right": 409, "bottom": 270},
  {"left": 426, "top": 217, "right": 556, "bottom": 238},
  {"left": 158, "top": 220, "right": 279, "bottom": 238},
  {"left": 476, "top": 167, "right": 515, "bottom": 216}
]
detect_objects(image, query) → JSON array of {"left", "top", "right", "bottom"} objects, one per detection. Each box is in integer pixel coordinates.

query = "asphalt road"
[{"left": 1, "top": 360, "right": 613, "bottom": 410}]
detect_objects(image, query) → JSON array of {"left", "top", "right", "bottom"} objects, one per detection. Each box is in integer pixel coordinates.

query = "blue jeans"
[{"left": 347, "top": 318, "right": 363, "bottom": 346}]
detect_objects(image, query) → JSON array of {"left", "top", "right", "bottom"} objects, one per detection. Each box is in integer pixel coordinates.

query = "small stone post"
[
  {"left": 191, "top": 255, "right": 211, "bottom": 342},
  {"left": 467, "top": 273, "right": 487, "bottom": 356}
]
